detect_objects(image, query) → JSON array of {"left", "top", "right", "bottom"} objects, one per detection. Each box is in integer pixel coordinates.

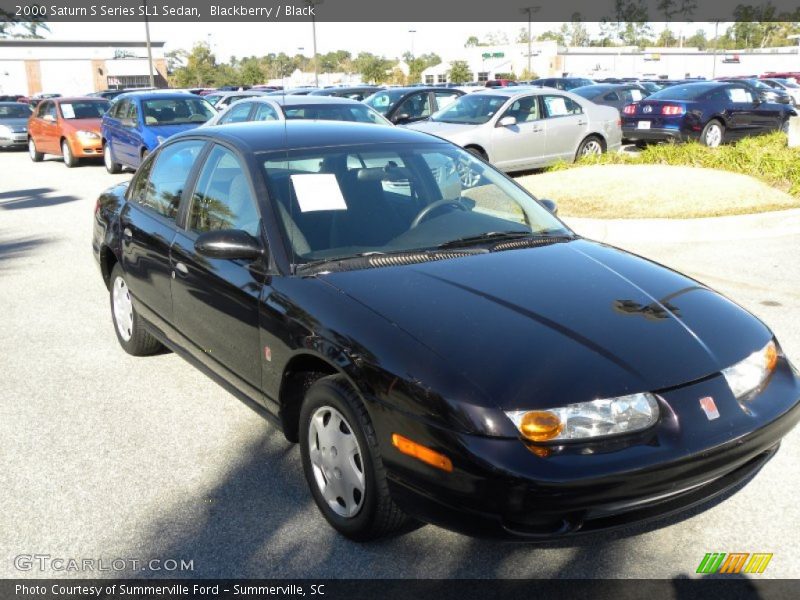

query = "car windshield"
[
  {"left": 142, "top": 98, "right": 215, "bottom": 125},
  {"left": 59, "top": 101, "right": 109, "bottom": 119},
  {"left": 0, "top": 103, "right": 31, "bottom": 118},
  {"left": 260, "top": 142, "right": 569, "bottom": 267},
  {"left": 281, "top": 104, "right": 390, "bottom": 125},
  {"left": 430, "top": 94, "right": 510, "bottom": 124},
  {"left": 363, "top": 90, "right": 408, "bottom": 115},
  {"left": 648, "top": 84, "right": 716, "bottom": 100},
  {"left": 775, "top": 78, "right": 800, "bottom": 88}
]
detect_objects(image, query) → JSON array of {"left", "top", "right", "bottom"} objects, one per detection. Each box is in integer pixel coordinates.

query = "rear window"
[{"left": 649, "top": 84, "right": 717, "bottom": 100}]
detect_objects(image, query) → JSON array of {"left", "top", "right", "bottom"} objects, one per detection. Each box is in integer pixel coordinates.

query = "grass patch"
[
  {"left": 556, "top": 132, "right": 800, "bottom": 196},
  {"left": 514, "top": 132, "right": 800, "bottom": 219}
]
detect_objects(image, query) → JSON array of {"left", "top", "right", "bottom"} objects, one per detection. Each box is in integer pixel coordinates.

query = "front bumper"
[
  {"left": 379, "top": 358, "right": 800, "bottom": 539},
  {"left": 68, "top": 136, "right": 103, "bottom": 158},
  {"left": 0, "top": 135, "right": 27, "bottom": 147}
]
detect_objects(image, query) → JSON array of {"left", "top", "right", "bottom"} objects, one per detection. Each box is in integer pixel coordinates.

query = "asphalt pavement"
[{"left": 1, "top": 149, "right": 799, "bottom": 579}]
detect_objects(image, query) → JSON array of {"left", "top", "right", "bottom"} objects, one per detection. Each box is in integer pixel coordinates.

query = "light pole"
[
  {"left": 305, "top": 0, "right": 323, "bottom": 87},
  {"left": 520, "top": 6, "right": 540, "bottom": 77},
  {"left": 142, "top": 0, "right": 155, "bottom": 87},
  {"left": 711, "top": 21, "right": 720, "bottom": 79}
]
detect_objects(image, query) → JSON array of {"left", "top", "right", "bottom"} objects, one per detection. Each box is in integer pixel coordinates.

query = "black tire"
[
  {"left": 104, "top": 142, "right": 122, "bottom": 174},
  {"left": 109, "top": 264, "right": 162, "bottom": 356},
  {"left": 299, "top": 376, "right": 411, "bottom": 541},
  {"left": 781, "top": 119, "right": 790, "bottom": 134},
  {"left": 28, "top": 137, "right": 43, "bottom": 162},
  {"left": 575, "top": 135, "right": 605, "bottom": 160},
  {"left": 634, "top": 140, "right": 649, "bottom": 149},
  {"left": 465, "top": 146, "right": 487, "bottom": 161},
  {"left": 700, "top": 119, "right": 725, "bottom": 147},
  {"left": 62, "top": 139, "right": 78, "bottom": 168}
]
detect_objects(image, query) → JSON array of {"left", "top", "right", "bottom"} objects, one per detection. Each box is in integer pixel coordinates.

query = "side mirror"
[
  {"left": 195, "top": 229, "right": 263, "bottom": 260},
  {"left": 497, "top": 115, "right": 517, "bottom": 128},
  {"left": 539, "top": 198, "right": 558, "bottom": 215}
]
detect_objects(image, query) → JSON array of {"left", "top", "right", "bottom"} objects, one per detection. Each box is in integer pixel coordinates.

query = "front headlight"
[
  {"left": 0, "top": 124, "right": 12, "bottom": 137},
  {"left": 76, "top": 130, "right": 100, "bottom": 140},
  {"left": 505, "top": 392, "right": 660, "bottom": 442},
  {"left": 721, "top": 340, "right": 778, "bottom": 399}
]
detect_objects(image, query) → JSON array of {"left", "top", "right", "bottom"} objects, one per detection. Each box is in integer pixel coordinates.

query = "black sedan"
[
  {"left": 363, "top": 86, "right": 465, "bottom": 124},
  {"left": 716, "top": 78, "right": 793, "bottom": 105},
  {"left": 622, "top": 81, "right": 796, "bottom": 147},
  {"left": 308, "top": 86, "right": 384, "bottom": 101},
  {"left": 572, "top": 83, "right": 650, "bottom": 111},
  {"left": 93, "top": 121, "right": 800, "bottom": 540}
]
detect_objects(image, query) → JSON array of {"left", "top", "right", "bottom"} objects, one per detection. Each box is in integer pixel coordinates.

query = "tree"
[
  {"left": 354, "top": 52, "right": 393, "bottom": 84},
  {"left": 685, "top": 29, "right": 708, "bottom": 50},
  {"left": 656, "top": 28, "right": 678, "bottom": 47},
  {"left": 464, "top": 36, "right": 480, "bottom": 48},
  {"left": 538, "top": 30, "right": 566, "bottom": 45},
  {"left": 238, "top": 57, "right": 265, "bottom": 85},
  {"left": 447, "top": 60, "right": 472, "bottom": 84},
  {"left": 171, "top": 42, "right": 219, "bottom": 87},
  {"left": 517, "top": 27, "right": 531, "bottom": 44},
  {"left": 0, "top": 11, "right": 50, "bottom": 39}
]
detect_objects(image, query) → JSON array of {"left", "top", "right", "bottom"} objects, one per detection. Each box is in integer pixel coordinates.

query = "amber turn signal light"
[
  {"left": 392, "top": 434, "right": 453, "bottom": 472},
  {"left": 765, "top": 342, "right": 778, "bottom": 372},
  {"left": 519, "top": 411, "right": 564, "bottom": 442}
]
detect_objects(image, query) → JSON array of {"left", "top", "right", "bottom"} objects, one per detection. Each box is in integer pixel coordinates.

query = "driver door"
[{"left": 490, "top": 95, "right": 547, "bottom": 170}]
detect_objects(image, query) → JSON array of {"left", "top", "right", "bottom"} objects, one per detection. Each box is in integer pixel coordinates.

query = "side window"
[
  {"left": 541, "top": 95, "right": 583, "bottom": 118},
  {"left": 189, "top": 145, "right": 260, "bottom": 237},
  {"left": 135, "top": 140, "right": 205, "bottom": 220},
  {"left": 434, "top": 91, "right": 461, "bottom": 110},
  {"left": 253, "top": 103, "right": 279, "bottom": 121},
  {"left": 35, "top": 102, "right": 48, "bottom": 118},
  {"left": 127, "top": 102, "right": 139, "bottom": 124},
  {"left": 502, "top": 96, "right": 540, "bottom": 122},
  {"left": 603, "top": 92, "right": 619, "bottom": 102},
  {"left": 395, "top": 92, "right": 432, "bottom": 119},
  {"left": 127, "top": 156, "right": 156, "bottom": 204},
  {"left": 219, "top": 102, "right": 254, "bottom": 124},
  {"left": 112, "top": 100, "right": 128, "bottom": 119},
  {"left": 727, "top": 87, "right": 754, "bottom": 103},
  {"left": 41, "top": 102, "right": 56, "bottom": 120}
]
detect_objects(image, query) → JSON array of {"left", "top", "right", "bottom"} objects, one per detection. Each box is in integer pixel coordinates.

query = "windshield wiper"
[{"left": 435, "top": 231, "right": 533, "bottom": 249}]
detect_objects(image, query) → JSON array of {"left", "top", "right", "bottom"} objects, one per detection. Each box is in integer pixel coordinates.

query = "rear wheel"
[
  {"left": 299, "top": 376, "right": 410, "bottom": 541},
  {"left": 62, "top": 139, "right": 78, "bottom": 168},
  {"left": 465, "top": 146, "right": 487, "bottom": 161},
  {"left": 109, "top": 264, "right": 163, "bottom": 356},
  {"left": 104, "top": 142, "right": 122, "bottom": 174},
  {"left": 576, "top": 135, "right": 605, "bottom": 160},
  {"left": 28, "top": 138, "right": 43, "bottom": 162},
  {"left": 781, "top": 119, "right": 790, "bottom": 134},
  {"left": 700, "top": 120, "right": 724, "bottom": 148}
]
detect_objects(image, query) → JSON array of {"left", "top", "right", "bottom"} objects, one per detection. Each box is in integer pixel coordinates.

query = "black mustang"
[{"left": 93, "top": 121, "right": 800, "bottom": 540}]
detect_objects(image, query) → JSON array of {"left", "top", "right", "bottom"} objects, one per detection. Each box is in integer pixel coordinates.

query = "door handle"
[
  {"left": 577, "top": 120, "right": 587, "bottom": 126},
  {"left": 122, "top": 227, "right": 132, "bottom": 240},
  {"left": 174, "top": 262, "right": 189, "bottom": 276}
]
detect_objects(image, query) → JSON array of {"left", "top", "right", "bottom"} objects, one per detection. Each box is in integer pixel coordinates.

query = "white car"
[
  {"left": 203, "top": 95, "right": 391, "bottom": 128},
  {"left": 406, "top": 87, "right": 622, "bottom": 172}
]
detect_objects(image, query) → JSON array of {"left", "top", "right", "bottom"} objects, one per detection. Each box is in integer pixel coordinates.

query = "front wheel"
[
  {"left": 104, "top": 143, "right": 122, "bottom": 174},
  {"left": 299, "top": 376, "right": 410, "bottom": 541},
  {"left": 28, "top": 138, "right": 43, "bottom": 162},
  {"left": 781, "top": 119, "right": 790, "bottom": 134},
  {"left": 109, "top": 264, "right": 162, "bottom": 356},
  {"left": 62, "top": 139, "right": 78, "bottom": 168},
  {"left": 700, "top": 120, "right": 724, "bottom": 148}
]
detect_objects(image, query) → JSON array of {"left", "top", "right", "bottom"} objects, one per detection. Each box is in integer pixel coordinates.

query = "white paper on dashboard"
[
  {"left": 61, "top": 104, "right": 75, "bottom": 119},
  {"left": 291, "top": 173, "right": 348, "bottom": 212},
  {"left": 630, "top": 90, "right": 643, "bottom": 101},
  {"left": 729, "top": 88, "right": 750, "bottom": 102},
  {"left": 547, "top": 97, "right": 568, "bottom": 115}
]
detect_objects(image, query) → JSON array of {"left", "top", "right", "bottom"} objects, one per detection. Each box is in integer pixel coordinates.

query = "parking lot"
[{"left": 2, "top": 149, "right": 800, "bottom": 579}]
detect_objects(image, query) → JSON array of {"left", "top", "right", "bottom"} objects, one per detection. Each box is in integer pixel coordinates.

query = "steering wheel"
[{"left": 410, "top": 199, "right": 467, "bottom": 229}]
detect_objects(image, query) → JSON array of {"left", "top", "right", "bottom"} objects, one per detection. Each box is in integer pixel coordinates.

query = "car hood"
[
  {"left": 405, "top": 120, "right": 479, "bottom": 139},
  {"left": 0, "top": 117, "right": 29, "bottom": 131},
  {"left": 62, "top": 118, "right": 102, "bottom": 132},
  {"left": 320, "top": 239, "right": 771, "bottom": 410}
]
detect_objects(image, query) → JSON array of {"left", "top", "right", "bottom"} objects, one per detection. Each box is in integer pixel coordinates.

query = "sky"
[{"left": 45, "top": 21, "right": 719, "bottom": 62}]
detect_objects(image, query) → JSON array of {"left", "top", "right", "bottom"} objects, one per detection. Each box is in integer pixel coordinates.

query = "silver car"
[
  {"left": 0, "top": 102, "right": 33, "bottom": 148},
  {"left": 203, "top": 95, "right": 391, "bottom": 127},
  {"left": 406, "top": 88, "right": 622, "bottom": 171}
]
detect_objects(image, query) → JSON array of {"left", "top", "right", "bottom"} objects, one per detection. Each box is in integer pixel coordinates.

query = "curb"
[{"left": 562, "top": 208, "right": 800, "bottom": 244}]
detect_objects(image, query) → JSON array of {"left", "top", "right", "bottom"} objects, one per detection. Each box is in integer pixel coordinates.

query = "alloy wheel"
[
  {"left": 307, "top": 405, "right": 366, "bottom": 518},
  {"left": 705, "top": 124, "right": 722, "bottom": 147},
  {"left": 581, "top": 139, "right": 603, "bottom": 156}
]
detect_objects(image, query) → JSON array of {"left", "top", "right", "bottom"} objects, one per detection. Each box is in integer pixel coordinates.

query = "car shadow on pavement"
[
  {"left": 0, "top": 234, "right": 52, "bottom": 269},
  {"left": 0, "top": 187, "right": 79, "bottom": 210},
  {"left": 118, "top": 415, "right": 761, "bottom": 579}
]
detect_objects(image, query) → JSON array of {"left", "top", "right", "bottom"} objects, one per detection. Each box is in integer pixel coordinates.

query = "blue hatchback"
[{"left": 101, "top": 92, "right": 214, "bottom": 172}]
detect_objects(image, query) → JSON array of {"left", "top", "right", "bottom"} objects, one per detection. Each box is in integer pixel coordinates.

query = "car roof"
[
  {"left": 229, "top": 95, "right": 370, "bottom": 107},
  {"left": 173, "top": 120, "right": 447, "bottom": 153},
  {"left": 113, "top": 91, "right": 196, "bottom": 102},
  {"left": 573, "top": 84, "right": 638, "bottom": 93},
  {"left": 469, "top": 86, "right": 567, "bottom": 99},
  {"left": 54, "top": 96, "right": 109, "bottom": 103}
]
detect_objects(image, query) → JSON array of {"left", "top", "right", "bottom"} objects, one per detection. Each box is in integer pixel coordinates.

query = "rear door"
[
  {"left": 170, "top": 143, "right": 265, "bottom": 389},
  {"left": 104, "top": 99, "right": 128, "bottom": 162},
  {"left": 117, "top": 100, "right": 143, "bottom": 166},
  {"left": 540, "top": 94, "right": 588, "bottom": 160},
  {"left": 119, "top": 139, "right": 206, "bottom": 324}
]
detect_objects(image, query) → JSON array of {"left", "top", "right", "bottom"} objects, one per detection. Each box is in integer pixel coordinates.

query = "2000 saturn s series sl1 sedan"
[{"left": 92, "top": 121, "right": 800, "bottom": 541}]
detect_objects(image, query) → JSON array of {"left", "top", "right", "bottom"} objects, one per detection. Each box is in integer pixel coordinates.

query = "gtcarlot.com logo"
[
  {"left": 696, "top": 552, "right": 773, "bottom": 575},
  {"left": 14, "top": 554, "right": 194, "bottom": 573}
]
